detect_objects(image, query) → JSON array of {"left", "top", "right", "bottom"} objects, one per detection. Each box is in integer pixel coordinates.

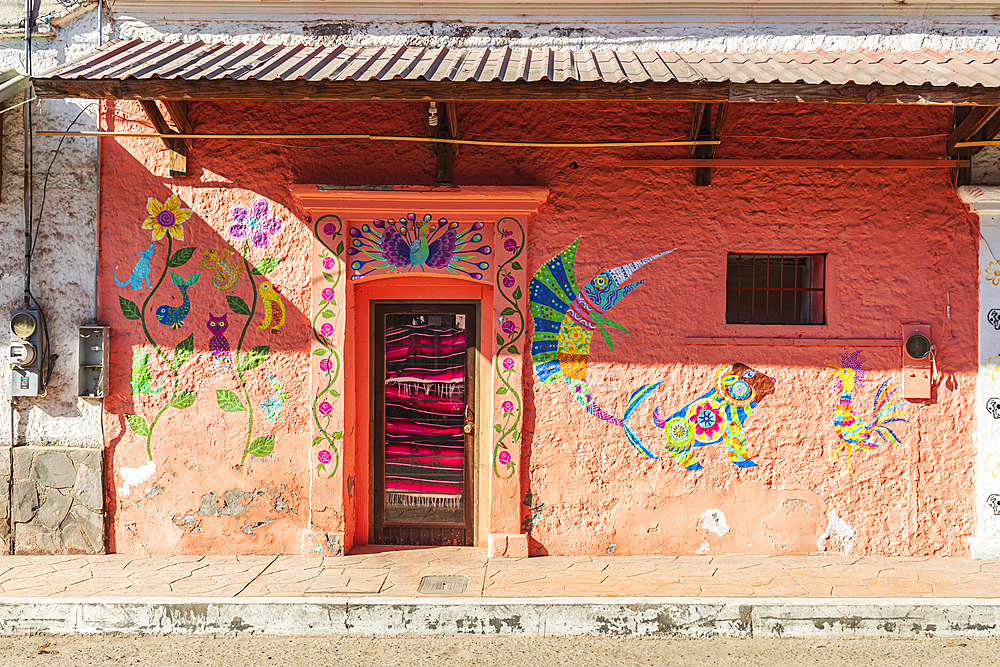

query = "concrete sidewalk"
[{"left": 2, "top": 548, "right": 1000, "bottom": 637}]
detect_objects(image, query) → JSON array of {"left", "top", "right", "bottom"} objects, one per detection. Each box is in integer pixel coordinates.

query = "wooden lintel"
[
  {"left": 138, "top": 100, "right": 187, "bottom": 177},
  {"left": 32, "top": 78, "right": 1000, "bottom": 106},
  {"left": 946, "top": 105, "right": 1000, "bottom": 156}
]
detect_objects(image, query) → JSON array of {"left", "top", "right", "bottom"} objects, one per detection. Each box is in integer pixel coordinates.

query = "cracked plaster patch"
[
  {"left": 700, "top": 509, "right": 730, "bottom": 537},
  {"left": 817, "top": 508, "right": 856, "bottom": 554}
]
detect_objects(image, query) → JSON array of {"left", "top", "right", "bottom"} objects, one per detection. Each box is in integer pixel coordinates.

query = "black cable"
[
  {"left": 28, "top": 103, "right": 95, "bottom": 265},
  {"left": 26, "top": 102, "right": 95, "bottom": 388}
]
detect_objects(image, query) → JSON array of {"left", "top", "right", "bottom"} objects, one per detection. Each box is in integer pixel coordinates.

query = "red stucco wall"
[{"left": 99, "top": 99, "right": 977, "bottom": 555}]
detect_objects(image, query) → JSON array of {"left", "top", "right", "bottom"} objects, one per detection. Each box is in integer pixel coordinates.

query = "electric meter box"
[
  {"left": 9, "top": 310, "right": 40, "bottom": 397},
  {"left": 78, "top": 326, "right": 108, "bottom": 398},
  {"left": 901, "top": 323, "right": 933, "bottom": 400}
]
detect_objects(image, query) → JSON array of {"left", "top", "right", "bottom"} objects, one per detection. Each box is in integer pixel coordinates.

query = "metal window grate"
[{"left": 726, "top": 254, "right": 825, "bottom": 325}]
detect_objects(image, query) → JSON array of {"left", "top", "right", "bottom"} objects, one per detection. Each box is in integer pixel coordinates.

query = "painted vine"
[
  {"left": 493, "top": 216, "right": 525, "bottom": 479},
  {"left": 119, "top": 196, "right": 198, "bottom": 461},
  {"left": 311, "top": 214, "right": 344, "bottom": 478},
  {"left": 214, "top": 199, "right": 285, "bottom": 466}
]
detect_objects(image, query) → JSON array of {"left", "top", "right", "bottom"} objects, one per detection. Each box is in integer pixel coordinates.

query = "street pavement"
[{"left": 1, "top": 548, "right": 1000, "bottom": 637}]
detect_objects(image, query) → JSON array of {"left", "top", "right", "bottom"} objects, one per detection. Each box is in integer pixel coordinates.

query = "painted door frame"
[{"left": 291, "top": 185, "right": 547, "bottom": 557}]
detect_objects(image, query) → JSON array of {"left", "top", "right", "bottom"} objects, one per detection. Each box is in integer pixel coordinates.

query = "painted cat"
[
  {"left": 155, "top": 272, "right": 201, "bottom": 329},
  {"left": 130, "top": 347, "right": 163, "bottom": 395},
  {"left": 260, "top": 374, "right": 289, "bottom": 421},
  {"left": 115, "top": 243, "right": 155, "bottom": 290},
  {"left": 198, "top": 247, "right": 244, "bottom": 291}
]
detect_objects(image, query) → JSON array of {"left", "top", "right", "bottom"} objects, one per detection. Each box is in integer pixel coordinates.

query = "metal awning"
[
  {"left": 30, "top": 39, "right": 1000, "bottom": 105},
  {"left": 0, "top": 69, "right": 30, "bottom": 104}
]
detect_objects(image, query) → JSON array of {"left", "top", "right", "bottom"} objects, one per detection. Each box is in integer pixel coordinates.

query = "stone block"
[
  {"left": 38, "top": 489, "right": 73, "bottom": 531},
  {"left": 0, "top": 448, "right": 10, "bottom": 479},
  {"left": 70, "top": 505, "right": 103, "bottom": 552},
  {"left": 14, "top": 523, "right": 55, "bottom": 555},
  {"left": 70, "top": 450, "right": 101, "bottom": 470},
  {"left": 13, "top": 448, "right": 32, "bottom": 480},
  {"left": 31, "top": 451, "right": 77, "bottom": 488},
  {"left": 73, "top": 464, "right": 102, "bottom": 511},
  {"left": 12, "top": 481, "right": 38, "bottom": 523},
  {"left": 60, "top": 520, "right": 93, "bottom": 555},
  {"left": 488, "top": 533, "right": 529, "bottom": 558}
]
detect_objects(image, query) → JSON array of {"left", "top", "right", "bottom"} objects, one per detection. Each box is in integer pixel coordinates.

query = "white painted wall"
[{"left": 0, "top": 8, "right": 104, "bottom": 449}]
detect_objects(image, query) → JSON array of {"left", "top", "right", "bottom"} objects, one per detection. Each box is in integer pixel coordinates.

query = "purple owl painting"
[{"left": 207, "top": 313, "right": 232, "bottom": 369}]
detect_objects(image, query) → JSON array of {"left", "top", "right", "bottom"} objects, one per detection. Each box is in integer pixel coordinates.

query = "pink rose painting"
[{"left": 498, "top": 450, "right": 511, "bottom": 466}]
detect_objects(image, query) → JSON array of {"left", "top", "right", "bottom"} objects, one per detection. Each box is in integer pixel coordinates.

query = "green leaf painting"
[
  {"left": 226, "top": 294, "right": 251, "bottom": 316},
  {"left": 119, "top": 296, "right": 142, "bottom": 320},
  {"left": 247, "top": 436, "right": 276, "bottom": 457},
  {"left": 173, "top": 334, "right": 194, "bottom": 369},
  {"left": 169, "top": 390, "right": 197, "bottom": 410},
  {"left": 216, "top": 389, "right": 246, "bottom": 412},
  {"left": 251, "top": 257, "right": 280, "bottom": 275},
  {"left": 167, "top": 247, "right": 196, "bottom": 267},
  {"left": 126, "top": 413, "right": 151, "bottom": 436},
  {"left": 238, "top": 345, "right": 269, "bottom": 373}
]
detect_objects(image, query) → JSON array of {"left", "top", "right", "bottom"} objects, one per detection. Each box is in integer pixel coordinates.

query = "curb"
[{"left": 2, "top": 597, "right": 1000, "bottom": 637}]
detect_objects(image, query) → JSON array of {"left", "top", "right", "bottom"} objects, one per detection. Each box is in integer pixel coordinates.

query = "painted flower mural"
[
  {"left": 313, "top": 214, "right": 345, "bottom": 478},
  {"left": 689, "top": 400, "right": 722, "bottom": 439},
  {"left": 143, "top": 195, "right": 191, "bottom": 241},
  {"left": 229, "top": 198, "right": 284, "bottom": 249}
]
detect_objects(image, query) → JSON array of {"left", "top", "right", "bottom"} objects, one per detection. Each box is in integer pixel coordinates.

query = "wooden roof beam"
[
  {"left": 29, "top": 79, "right": 1000, "bottom": 105},
  {"left": 138, "top": 100, "right": 188, "bottom": 177},
  {"left": 946, "top": 105, "right": 1000, "bottom": 156}
]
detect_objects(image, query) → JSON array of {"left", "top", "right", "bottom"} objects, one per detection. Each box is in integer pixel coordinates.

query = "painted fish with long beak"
[{"left": 529, "top": 239, "right": 675, "bottom": 457}]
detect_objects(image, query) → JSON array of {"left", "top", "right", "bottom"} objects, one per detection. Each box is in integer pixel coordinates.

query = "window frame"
[{"left": 725, "top": 253, "right": 826, "bottom": 326}]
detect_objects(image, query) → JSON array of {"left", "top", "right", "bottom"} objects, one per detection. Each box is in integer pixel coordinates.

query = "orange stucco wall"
[{"left": 99, "top": 99, "right": 977, "bottom": 555}]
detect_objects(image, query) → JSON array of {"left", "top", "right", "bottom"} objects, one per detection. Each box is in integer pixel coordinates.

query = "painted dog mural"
[{"left": 641, "top": 363, "right": 777, "bottom": 470}]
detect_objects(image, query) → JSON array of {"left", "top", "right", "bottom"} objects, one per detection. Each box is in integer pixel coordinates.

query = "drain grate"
[{"left": 417, "top": 575, "right": 469, "bottom": 595}]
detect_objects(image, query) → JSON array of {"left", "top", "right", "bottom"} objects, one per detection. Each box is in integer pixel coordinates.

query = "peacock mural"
[{"left": 347, "top": 213, "right": 493, "bottom": 279}]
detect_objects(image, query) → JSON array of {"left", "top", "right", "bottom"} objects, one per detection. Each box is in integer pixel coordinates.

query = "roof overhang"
[{"left": 30, "top": 39, "right": 1000, "bottom": 105}]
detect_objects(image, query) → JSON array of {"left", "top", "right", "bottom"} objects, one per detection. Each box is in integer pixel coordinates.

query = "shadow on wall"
[{"left": 100, "top": 141, "right": 317, "bottom": 550}]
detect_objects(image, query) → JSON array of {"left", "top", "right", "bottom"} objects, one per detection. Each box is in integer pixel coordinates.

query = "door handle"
[{"left": 464, "top": 406, "right": 474, "bottom": 434}]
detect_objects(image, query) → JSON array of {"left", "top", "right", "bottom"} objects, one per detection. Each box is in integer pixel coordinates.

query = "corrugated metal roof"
[{"left": 36, "top": 38, "right": 1000, "bottom": 88}]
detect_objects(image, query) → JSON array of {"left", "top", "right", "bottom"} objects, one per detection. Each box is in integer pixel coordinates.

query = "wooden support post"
[
  {"left": 138, "top": 99, "right": 188, "bottom": 177},
  {"left": 427, "top": 101, "right": 458, "bottom": 184},
  {"left": 690, "top": 102, "right": 724, "bottom": 186}
]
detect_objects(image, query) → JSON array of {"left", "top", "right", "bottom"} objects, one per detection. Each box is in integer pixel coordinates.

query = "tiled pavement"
[{"left": 2, "top": 548, "right": 1000, "bottom": 599}]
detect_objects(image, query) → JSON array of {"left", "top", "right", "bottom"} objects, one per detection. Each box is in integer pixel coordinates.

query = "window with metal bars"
[{"left": 726, "top": 254, "right": 826, "bottom": 325}]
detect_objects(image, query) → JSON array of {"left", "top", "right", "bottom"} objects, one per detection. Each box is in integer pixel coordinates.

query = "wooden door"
[{"left": 372, "top": 302, "right": 477, "bottom": 546}]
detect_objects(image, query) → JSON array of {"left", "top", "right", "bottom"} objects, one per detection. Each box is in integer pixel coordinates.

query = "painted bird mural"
[
  {"left": 207, "top": 312, "right": 233, "bottom": 368},
  {"left": 348, "top": 213, "right": 493, "bottom": 279},
  {"left": 155, "top": 272, "right": 201, "bottom": 329},
  {"left": 529, "top": 238, "right": 675, "bottom": 457},
  {"left": 827, "top": 350, "right": 909, "bottom": 472},
  {"left": 258, "top": 281, "right": 285, "bottom": 330}
]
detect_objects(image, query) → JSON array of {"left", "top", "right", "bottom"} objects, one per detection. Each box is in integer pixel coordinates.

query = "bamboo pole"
[{"left": 34, "top": 130, "right": 720, "bottom": 148}]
